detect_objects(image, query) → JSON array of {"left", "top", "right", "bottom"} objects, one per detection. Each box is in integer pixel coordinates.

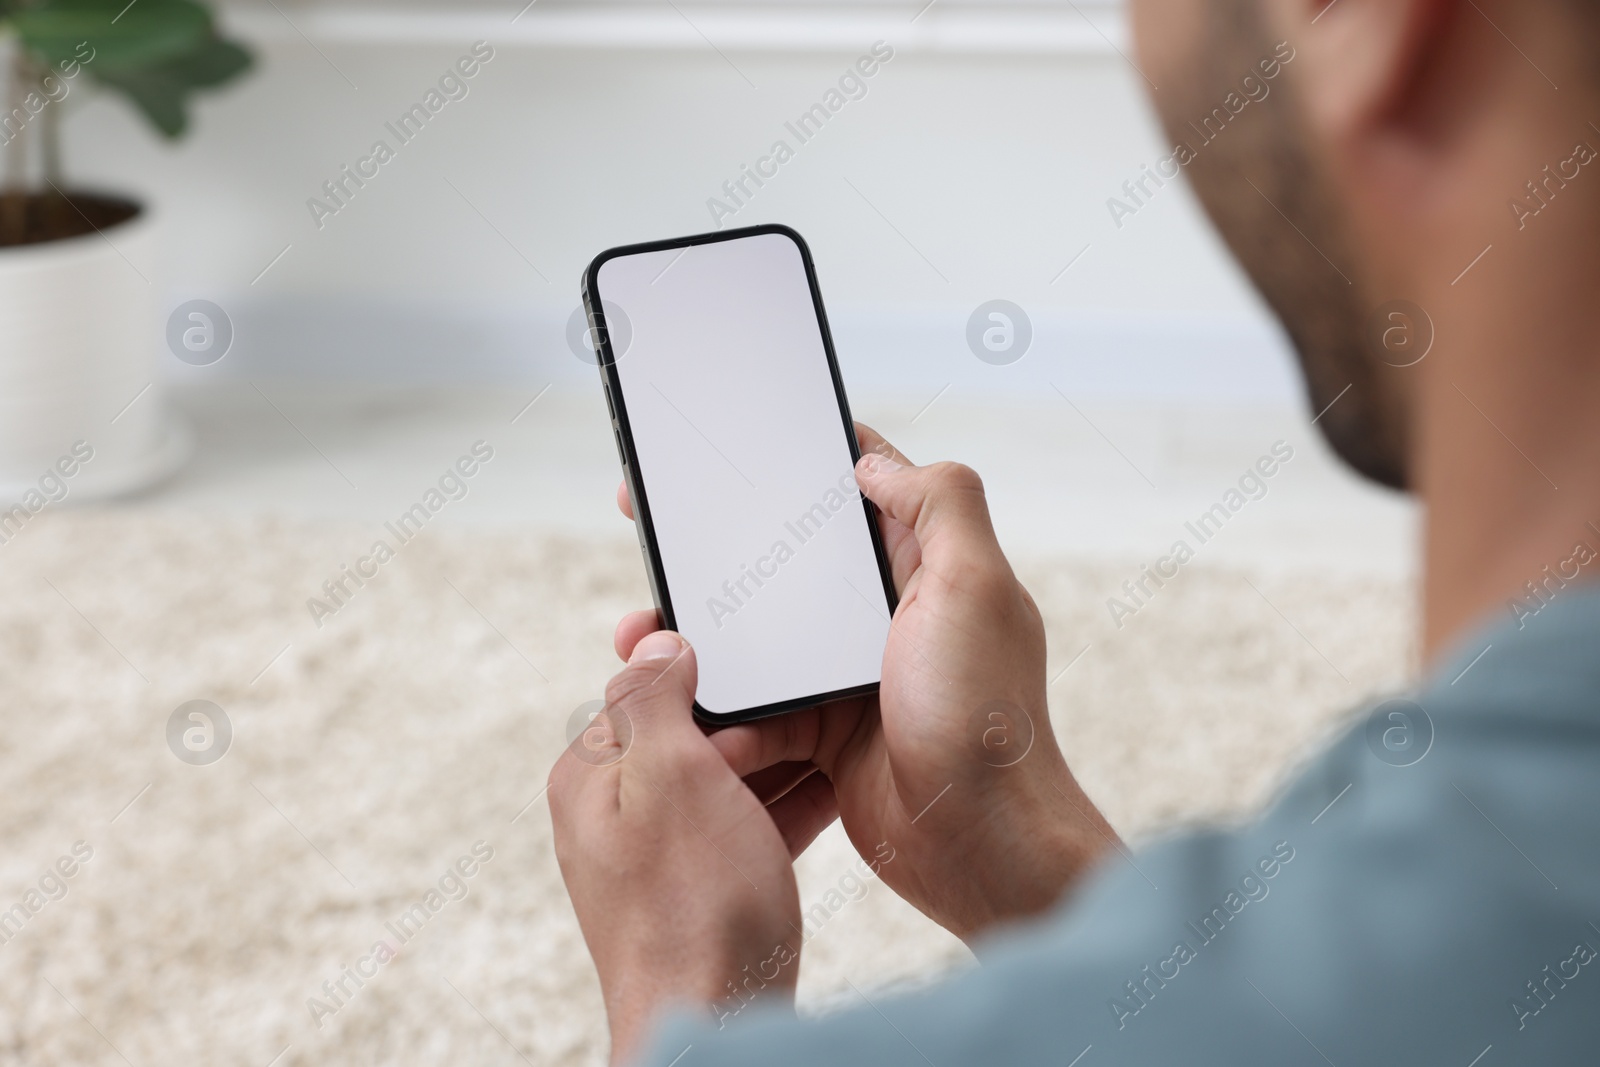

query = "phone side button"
[{"left": 613, "top": 426, "right": 627, "bottom": 465}]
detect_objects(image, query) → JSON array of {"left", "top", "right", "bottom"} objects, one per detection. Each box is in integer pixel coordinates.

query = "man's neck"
[{"left": 1414, "top": 167, "right": 1600, "bottom": 664}]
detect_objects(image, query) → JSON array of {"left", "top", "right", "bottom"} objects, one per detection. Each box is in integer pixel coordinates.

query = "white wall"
[{"left": 49, "top": 0, "right": 1298, "bottom": 402}]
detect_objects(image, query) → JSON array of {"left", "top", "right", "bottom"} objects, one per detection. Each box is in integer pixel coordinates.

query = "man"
[{"left": 550, "top": 0, "right": 1600, "bottom": 1062}]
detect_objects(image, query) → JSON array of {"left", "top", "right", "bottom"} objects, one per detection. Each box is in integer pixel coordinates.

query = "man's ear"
[{"left": 1276, "top": 0, "right": 1457, "bottom": 139}]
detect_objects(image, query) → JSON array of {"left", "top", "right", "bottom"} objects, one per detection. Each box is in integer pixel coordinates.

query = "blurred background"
[{"left": 0, "top": 1, "right": 1418, "bottom": 1064}]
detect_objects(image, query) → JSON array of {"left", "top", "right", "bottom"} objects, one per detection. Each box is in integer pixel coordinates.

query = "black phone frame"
[{"left": 581, "top": 223, "right": 900, "bottom": 725}]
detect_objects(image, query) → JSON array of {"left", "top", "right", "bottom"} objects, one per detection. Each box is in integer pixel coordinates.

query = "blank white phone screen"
[{"left": 596, "top": 231, "right": 891, "bottom": 717}]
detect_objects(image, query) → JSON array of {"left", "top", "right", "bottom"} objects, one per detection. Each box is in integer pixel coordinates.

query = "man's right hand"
[{"left": 612, "top": 424, "right": 1119, "bottom": 944}]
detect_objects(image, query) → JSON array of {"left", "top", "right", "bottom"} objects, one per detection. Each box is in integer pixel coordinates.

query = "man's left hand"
[{"left": 548, "top": 630, "right": 832, "bottom": 1065}]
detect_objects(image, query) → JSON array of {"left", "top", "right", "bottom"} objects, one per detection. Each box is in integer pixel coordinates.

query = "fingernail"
[
  {"left": 859, "top": 453, "right": 902, "bottom": 478},
  {"left": 631, "top": 631, "right": 684, "bottom": 663}
]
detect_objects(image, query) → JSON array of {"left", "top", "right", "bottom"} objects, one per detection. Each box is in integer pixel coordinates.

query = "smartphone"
[{"left": 581, "top": 224, "right": 897, "bottom": 724}]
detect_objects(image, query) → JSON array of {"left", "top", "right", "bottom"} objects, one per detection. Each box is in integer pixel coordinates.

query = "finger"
[
  {"left": 852, "top": 424, "right": 922, "bottom": 592},
  {"left": 600, "top": 631, "right": 703, "bottom": 762},
  {"left": 853, "top": 422, "right": 913, "bottom": 466},
  {"left": 743, "top": 760, "right": 818, "bottom": 806},
  {"left": 875, "top": 508, "right": 921, "bottom": 595},
  {"left": 708, "top": 708, "right": 823, "bottom": 779},
  {"left": 854, "top": 454, "right": 1005, "bottom": 566},
  {"left": 764, "top": 772, "right": 839, "bottom": 859},
  {"left": 613, "top": 608, "right": 663, "bottom": 662},
  {"left": 617, "top": 479, "right": 634, "bottom": 521}
]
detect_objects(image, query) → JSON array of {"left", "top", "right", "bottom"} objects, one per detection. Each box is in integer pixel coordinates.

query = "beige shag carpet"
[{"left": 0, "top": 512, "right": 1412, "bottom": 1066}]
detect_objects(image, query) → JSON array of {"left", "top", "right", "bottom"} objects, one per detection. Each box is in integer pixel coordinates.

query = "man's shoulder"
[{"left": 987, "top": 588, "right": 1600, "bottom": 1063}]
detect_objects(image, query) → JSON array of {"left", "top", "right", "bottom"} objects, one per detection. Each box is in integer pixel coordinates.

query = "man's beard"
[{"left": 1145, "top": 0, "right": 1409, "bottom": 490}]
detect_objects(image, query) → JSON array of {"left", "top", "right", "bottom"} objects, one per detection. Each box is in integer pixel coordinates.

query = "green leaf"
[
  {"left": 95, "top": 68, "right": 187, "bottom": 136},
  {"left": 89, "top": 34, "right": 252, "bottom": 137},
  {"left": 13, "top": 0, "right": 212, "bottom": 71}
]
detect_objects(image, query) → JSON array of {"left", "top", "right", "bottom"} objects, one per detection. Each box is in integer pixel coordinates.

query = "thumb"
[
  {"left": 598, "top": 629, "right": 703, "bottom": 763},
  {"left": 854, "top": 452, "right": 1004, "bottom": 563}
]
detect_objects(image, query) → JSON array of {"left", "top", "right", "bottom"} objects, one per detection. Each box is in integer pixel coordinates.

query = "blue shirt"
[{"left": 643, "top": 589, "right": 1600, "bottom": 1065}]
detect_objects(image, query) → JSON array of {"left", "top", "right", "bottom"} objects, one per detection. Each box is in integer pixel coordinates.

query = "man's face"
[{"left": 1130, "top": 0, "right": 1410, "bottom": 490}]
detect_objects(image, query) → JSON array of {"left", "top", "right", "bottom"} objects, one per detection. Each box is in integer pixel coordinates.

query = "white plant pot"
[{"left": 0, "top": 200, "right": 191, "bottom": 501}]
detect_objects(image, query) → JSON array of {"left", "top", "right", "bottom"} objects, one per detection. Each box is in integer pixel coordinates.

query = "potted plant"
[{"left": 0, "top": 0, "right": 249, "bottom": 504}]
